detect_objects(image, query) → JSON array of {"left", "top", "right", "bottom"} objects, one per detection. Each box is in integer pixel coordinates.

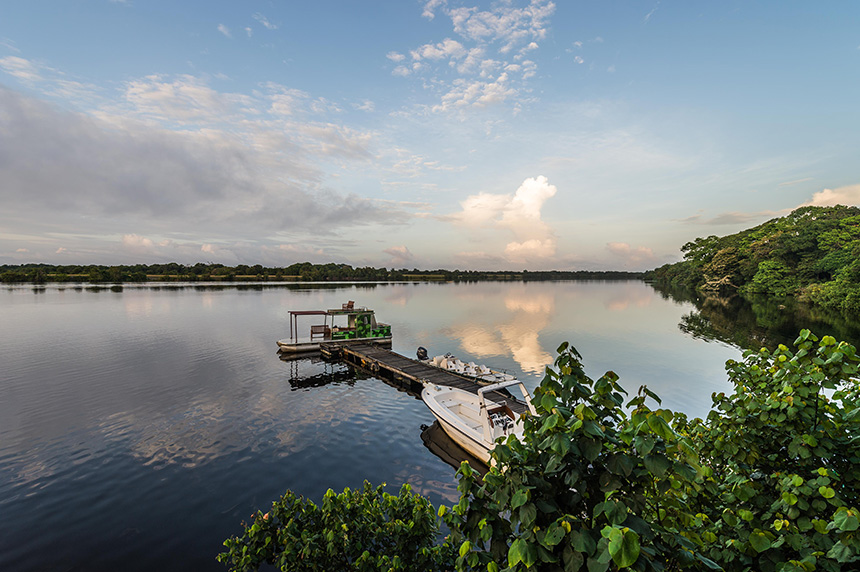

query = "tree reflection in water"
[{"left": 650, "top": 282, "right": 860, "bottom": 351}]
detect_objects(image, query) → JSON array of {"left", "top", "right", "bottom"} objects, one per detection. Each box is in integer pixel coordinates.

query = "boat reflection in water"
[
  {"left": 278, "top": 355, "right": 359, "bottom": 391},
  {"left": 420, "top": 421, "right": 488, "bottom": 478}
]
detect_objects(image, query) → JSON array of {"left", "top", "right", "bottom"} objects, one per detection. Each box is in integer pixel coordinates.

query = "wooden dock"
[{"left": 322, "top": 342, "right": 529, "bottom": 415}]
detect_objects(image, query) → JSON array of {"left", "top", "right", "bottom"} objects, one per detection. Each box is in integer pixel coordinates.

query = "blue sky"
[{"left": 1, "top": 1, "right": 858, "bottom": 270}]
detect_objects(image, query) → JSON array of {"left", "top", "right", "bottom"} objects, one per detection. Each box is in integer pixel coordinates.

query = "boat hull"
[
  {"left": 421, "top": 385, "right": 500, "bottom": 464},
  {"left": 276, "top": 336, "right": 392, "bottom": 353}
]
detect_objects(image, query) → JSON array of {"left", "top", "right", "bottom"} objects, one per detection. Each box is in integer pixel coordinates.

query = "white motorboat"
[
  {"left": 421, "top": 379, "right": 536, "bottom": 465},
  {"left": 416, "top": 347, "right": 517, "bottom": 384}
]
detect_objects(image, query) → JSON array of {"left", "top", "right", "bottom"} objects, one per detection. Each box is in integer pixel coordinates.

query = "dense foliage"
[
  {"left": 0, "top": 262, "right": 642, "bottom": 284},
  {"left": 217, "top": 482, "right": 454, "bottom": 571},
  {"left": 688, "top": 330, "right": 860, "bottom": 571},
  {"left": 445, "top": 343, "right": 718, "bottom": 571},
  {"left": 220, "top": 330, "right": 860, "bottom": 571},
  {"left": 646, "top": 205, "right": 860, "bottom": 313}
]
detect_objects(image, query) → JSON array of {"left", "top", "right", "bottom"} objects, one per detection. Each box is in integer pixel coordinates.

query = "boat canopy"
[{"left": 288, "top": 310, "right": 330, "bottom": 342}]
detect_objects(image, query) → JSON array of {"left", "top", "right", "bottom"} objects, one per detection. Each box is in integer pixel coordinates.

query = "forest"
[
  {"left": 646, "top": 205, "right": 860, "bottom": 314},
  {"left": 0, "top": 262, "right": 643, "bottom": 284}
]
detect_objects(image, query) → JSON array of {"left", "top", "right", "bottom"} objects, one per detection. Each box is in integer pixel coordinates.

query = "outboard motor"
[{"left": 416, "top": 346, "right": 428, "bottom": 361}]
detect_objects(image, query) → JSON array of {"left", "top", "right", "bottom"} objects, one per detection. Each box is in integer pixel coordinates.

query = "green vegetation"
[
  {"left": 0, "top": 262, "right": 642, "bottom": 284},
  {"left": 217, "top": 482, "right": 453, "bottom": 571},
  {"left": 219, "top": 330, "right": 860, "bottom": 571},
  {"left": 646, "top": 205, "right": 860, "bottom": 314}
]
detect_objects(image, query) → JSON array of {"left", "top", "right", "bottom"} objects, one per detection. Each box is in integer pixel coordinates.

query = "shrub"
[{"left": 217, "top": 482, "right": 454, "bottom": 572}]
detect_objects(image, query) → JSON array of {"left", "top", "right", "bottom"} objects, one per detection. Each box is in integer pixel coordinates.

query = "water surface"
[{"left": 2, "top": 280, "right": 856, "bottom": 570}]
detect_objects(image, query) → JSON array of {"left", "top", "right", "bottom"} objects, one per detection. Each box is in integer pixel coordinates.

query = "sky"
[{"left": 1, "top": 0, "right": 859, "bottom": 271}]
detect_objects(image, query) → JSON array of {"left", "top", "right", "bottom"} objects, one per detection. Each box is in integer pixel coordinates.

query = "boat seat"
[
  {"left": 342, "top": 301, "right": 355, "bottom": 310},
  {"left": 310, "top": 325, "right": 330, "bottom": 339}
]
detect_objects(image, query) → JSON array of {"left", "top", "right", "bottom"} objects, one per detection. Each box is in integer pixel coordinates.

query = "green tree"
[{"left": 444, "top": 343, "right": 717, "bottom": 571}]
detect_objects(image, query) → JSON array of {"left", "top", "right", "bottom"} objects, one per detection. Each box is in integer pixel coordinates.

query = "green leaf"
[
  {"left": 563, "top": 545, "right": 584, "bottom": 572},
  {"left": 520, "top": 503, "right": 537, "bottom": 528},
  {"left": 604, "top": 501, "right": 628, "bottom": 526},
  {"left": 581, "top": 438, "right": 602, "bottom": 461},
  {"left": 827, "top": 541, "right": 854, "bottom": 563},
  {"left": 512, "top": 488, "right": 529, "bottom": 509},
  {"left": 544, "top": 523, "right": 566, "bottom": 547},
  {"left": 634, "top": 435, "right": 655, "bottom": 456},
  {"left": 647, "top": 414, "right": 675, "bottom": 441},
  {"left": 587, "top": 556, "right": 609, "bottom": 572},
  {"left": 749, "top": 532, "right": 772, "bottom": 553},
  {"left": 509, "top": 538, "right": 526, "bottom": 567},
  {"left": 819, "top": 486, "right": 836, "bottom": 499},
  {"left": 833, "top": 508, "right": 860, "bottom": 532},
  {"left": 607, "top": 528, "right": 640, "bottom": 568},
  {"left": 643, "top": 454, "right": 672, "bottom": 478}
]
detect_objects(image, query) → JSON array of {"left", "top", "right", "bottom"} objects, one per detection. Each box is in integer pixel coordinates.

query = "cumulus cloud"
[
  {"left": 801, "top": 184, "right": 860, "bottom": 207},
  {"left": 449, "top": 176, "right": 558, "bottom": 264}
]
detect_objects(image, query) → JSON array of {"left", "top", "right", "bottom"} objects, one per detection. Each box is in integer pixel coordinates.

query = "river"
[{"left": 2, "top": 280, "right": 857, "bottom": 571}]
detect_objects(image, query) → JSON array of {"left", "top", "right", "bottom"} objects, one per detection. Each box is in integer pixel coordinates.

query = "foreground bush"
[
  {"left": 220, "top": 330, "right": 860, "bottom": 571},
  {"left": 444, "top": 342, "right": 718, "bottom": 571},
  {"left": 690, "top": 330, "right": 860, "bottom": 571},
  {"left": 217, "top": 482, "right": 454, "bottom": 571}
]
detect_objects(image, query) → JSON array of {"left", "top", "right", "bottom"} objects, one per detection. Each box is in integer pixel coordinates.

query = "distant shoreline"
[{"left": 1, "top": 263, "right": 645, "bottom": 284}]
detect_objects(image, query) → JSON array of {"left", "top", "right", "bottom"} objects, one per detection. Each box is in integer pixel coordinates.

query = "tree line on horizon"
[
  {"left": 0, "top": 261, "right": 645, "bottom": 284},
  {"left": 645, "top": 205, "right": 860, "bottom": 314}
]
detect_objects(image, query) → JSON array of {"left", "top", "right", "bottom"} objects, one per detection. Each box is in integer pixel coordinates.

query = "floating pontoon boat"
[{"left": 276, "top": 301, "right": 392, "bottom": 353}]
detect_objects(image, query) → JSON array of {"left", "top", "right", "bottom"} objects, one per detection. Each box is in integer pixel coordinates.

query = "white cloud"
[
  {"left": 390, "top": 0, "right": 555, "bottom": 114},
  {"left": 411, "top": 38, "right": 466, "bottom": 61},
  {"left": 449, "top": 176, "right": 558, "bottom": 263},
  {"left": 0, "top": 56, "right": 43, "bottom": 82},
  {"left": 801, "top": 184, "right": 860, "bottom": 207},
  {"left": 253, "top": 13, "right": 278, "bottom": 30},
  {"left": 574, "top": 56, "right": 584, "bottom": 64},
  {"left": 422, "top": 0, "right": 447, "bottom": 20},
  {"left": 217, "top": 24, "right": 232, "bottom": 38},
  {"left": 432, "top": 73, "right": 516, "bottom": 111},
  {"left": 244, "top": 27, "right": 253, "bottom": 37}
]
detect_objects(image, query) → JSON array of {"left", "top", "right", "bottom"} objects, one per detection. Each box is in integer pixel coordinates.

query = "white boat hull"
[
  {"left": 421, "top": 381, "right": 532, "bottom": 465},
  {"left": 276, "top": 336, "right": 392, "bottom": 353}
]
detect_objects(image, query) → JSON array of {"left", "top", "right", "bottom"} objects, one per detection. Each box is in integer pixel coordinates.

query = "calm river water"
[{"left": 2, "top": 280, "right": 858, "bottom": 571}]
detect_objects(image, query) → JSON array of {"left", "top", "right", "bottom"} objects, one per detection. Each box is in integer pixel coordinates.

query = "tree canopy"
[{"left": 646, "top": 205, "right": 860, "bottom": 314}]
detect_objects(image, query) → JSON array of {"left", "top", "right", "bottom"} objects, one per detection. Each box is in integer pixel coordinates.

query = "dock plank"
[{"left": 339, "top": 343, "right": 528, "bottom": 415}]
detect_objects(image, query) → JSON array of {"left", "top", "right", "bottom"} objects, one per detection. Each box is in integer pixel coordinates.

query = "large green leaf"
[
  {"left": 749, "top": 532, "right": 772, "bottom": 553},
  {"left": 643, "top": 454, "right": 671, "bottom": 478},
  {"left": 833, "top": 508, "right": 860, "bottom": 532},
  {"left": 607, "top": 528, "right": 640, "bottom": 568}
]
